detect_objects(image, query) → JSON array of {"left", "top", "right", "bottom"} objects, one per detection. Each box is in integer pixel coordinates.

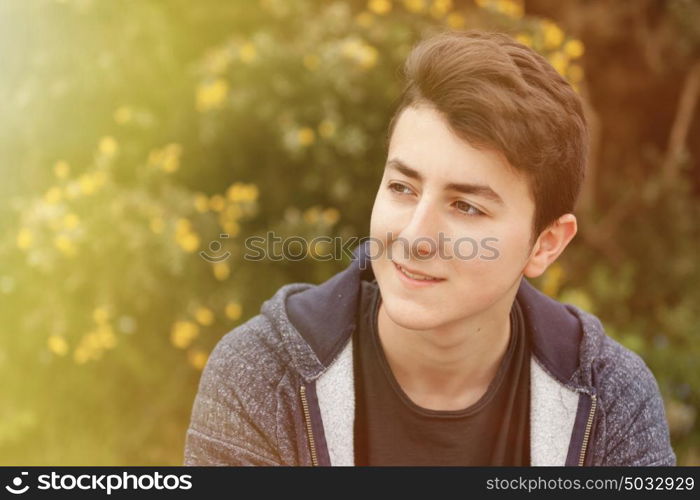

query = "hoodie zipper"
[
  {"left": 577, "top": 393, "right": 597, "bottom": 466},
  {"left": 299, "top": 384, "right": 319, "bottom": 466}
]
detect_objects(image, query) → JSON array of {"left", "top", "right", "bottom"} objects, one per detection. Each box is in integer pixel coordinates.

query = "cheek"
[
  {"left": 468, "top": 217, "right": 531, "bottom": 261},
  {"left": 448, "top": 229, "right": 529, "bottom": 282},
  {"left": 370, "top": 194, "right": 402, "bottom": 237}
]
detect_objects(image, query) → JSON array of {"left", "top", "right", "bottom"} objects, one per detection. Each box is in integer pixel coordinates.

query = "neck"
[{"left": 376, "top": 287, "right": 517, "bottom": 411}]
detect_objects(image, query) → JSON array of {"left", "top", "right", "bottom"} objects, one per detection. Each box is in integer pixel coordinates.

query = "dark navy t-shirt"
[{"left": 353, "top": 279, "right": 531, "bottom": 466}]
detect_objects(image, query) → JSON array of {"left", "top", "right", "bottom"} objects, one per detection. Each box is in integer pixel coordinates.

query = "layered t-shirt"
[{"left": 353, "top": 279, "right": 531, "bottom": 466}]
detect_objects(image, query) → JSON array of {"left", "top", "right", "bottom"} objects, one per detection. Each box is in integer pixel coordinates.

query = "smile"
[{"left": 393, "top": 261, "right": 445, "bottom": 283}]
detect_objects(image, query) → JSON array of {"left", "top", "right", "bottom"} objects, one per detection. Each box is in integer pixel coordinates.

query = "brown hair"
[{"left": 386, "top": 29, "right": 588, "bottom": 243}]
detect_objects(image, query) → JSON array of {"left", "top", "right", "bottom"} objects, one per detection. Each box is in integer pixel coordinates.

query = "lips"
[{"left": 393, "top": 261, "right": 444, "bottom": 281}]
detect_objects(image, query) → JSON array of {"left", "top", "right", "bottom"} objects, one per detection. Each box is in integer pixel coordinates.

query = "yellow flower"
[
  {"left": 245, "top": 184, "right": 259, "bottom": 202},
  {"left": 44, "top": 186, "right": 63, "bottom": 204},
  {"left": 226, "top": 182, "right": 244, "bottom": 202},
  {"left": 220, "top": 220, "right": 240, "bottom": 236},
  {"left": 176, "top": 218, "right": 194, "bottom": 237},
  {"left": 16, "top": 228, "right": 33, "bottom": 250},
  {"left": 209, "top": 194, "right": 226, "bottom": 212},
  {"left": 170, "top": 320, "right": 199, "bottom": 349},
  {"left": 446, "top": 12, "right": 465, "bottom": 28},
  {"left": 54, "top": 160, "right": 70, "bottom": 179},
  {"left": 402, "top": 0, "right": 426, "bottom": 13},
  {"left": 213, "top": 261, "right": 230, "bottom": 281},
  {"left": 176, "top": 232, "right": 200, "bottom": 253},
  {"left": 195, "top": 306, "right": 215, "bottom": 326},
  {"left": 93, "top": 306, "right": 111, "bottom": 324},
  {"left": 113, "top": 106, "right": 133, "bottom": 124},
  {"left": 321, "top": 207, "right": 340, "bottom": 225},
  {"left": 359, "top": 44, "right": 378, "bottom": 69},
  {"left": 318, "top": 119, "right": 336, "bottom": 139},
  {"left": 239, "top": 42, "right": 257, "bottom": 63},
  {"left": 218, "top": 210, "right": 240, "bottom": 231},
  {"left": 303, "top": 206, "right": 321, "bottom": 224},
  {"left": 54, "top": 235, "right": 77, "bottom": 257},
  {"left": 549, "top": 51, "right": 568, "bottom": 76},
  {"left": 563, "top": 39, "right": 584, "bottom": 59},
  {"left": 297, "top": 127, "right": 316, "bottom": 147},
  {"left": 542, "top": 20, "right": 564, "bottom": 49},
  {"left": 78, "top": 174, "right": 97, "bottom": 195},
  {"left": 225, "top": 301, "right": 243, "bottom": 320},
  {"left": 515, "top": 33, "right": 533, "bottom": 47},
  {"left": 226, "top": 182, "right": 259, "bottom": 203},
  {"left": 99, "top": 136, "right": 118, "bottom": 156},
  {"left": 341, "top": 39, "right": 379, "bottom": 70},
  {"left": 96, "top": 324, "right": 117, "bottom": 349},
  {"left": 303, "top": 54, "right": 320, "bottom": 71},
  {"left": 150, "top": 217, "right": 164, "bottom": 234},
  {"left": 63, "top": 213, "right": 80, "bottom": 230},
  {"left": 368, "top": 0, "right": 392, "bottom": 15},
  {"left": 196, "top": 78, "right": 229, "bottom": 112},
  {"left": 148, "top": 143, "right": 182, "bottom": 173},
  {"left": 194, "top": 192, "right": 210, "bottom": 213},
  {"left": 161, "top": 143, "right": 182, "bottom": 173},
  {"left": 84, "top": 332, "right": 103, "bottom": 352},
  {"left": 47, "top": 335, "right": 68, "bottom": 356},
  {"left": 429, "top": 0, "right": 452, "bottom": 18},
  {"left": 495, "top": 0, "right": 523, "bottom": 19},
  {"left": 187, "top": 348, "right": 209, "bottom": 370}
]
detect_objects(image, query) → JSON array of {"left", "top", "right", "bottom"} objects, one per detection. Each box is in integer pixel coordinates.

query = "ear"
[{"left": 523, "top": 213, "right": 577, "bottom": 279}]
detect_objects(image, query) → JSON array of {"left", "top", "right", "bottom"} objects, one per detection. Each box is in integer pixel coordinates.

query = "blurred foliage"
[{"left": 0, "top": 0, "right": 697, "bottom": 465}]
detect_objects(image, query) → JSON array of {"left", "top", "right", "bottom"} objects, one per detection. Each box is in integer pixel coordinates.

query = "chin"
[{"left": 381, "top": 297, "right": 446, "bottom": 331}]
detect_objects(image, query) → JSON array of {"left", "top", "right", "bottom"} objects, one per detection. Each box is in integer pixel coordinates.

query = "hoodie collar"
[{"left": 284, "top": 239, "right": 584, "bottom": 387}]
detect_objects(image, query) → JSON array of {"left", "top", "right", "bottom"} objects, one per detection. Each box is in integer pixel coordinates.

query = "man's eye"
[
  {"left": 454, "top": 200, "right": 485, "bottom": 217},
  {"left": 387, "top": 182, "right": 412, "bottom": 195}
]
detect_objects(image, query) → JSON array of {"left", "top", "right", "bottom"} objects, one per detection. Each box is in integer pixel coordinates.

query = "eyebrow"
[{"left": 385, "top": 158, "right": 505, "bottom": 207}]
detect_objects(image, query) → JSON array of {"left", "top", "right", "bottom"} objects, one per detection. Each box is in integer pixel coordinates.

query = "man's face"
[{"left": 369, "top": 104, "right": 537, "bottom": 331}]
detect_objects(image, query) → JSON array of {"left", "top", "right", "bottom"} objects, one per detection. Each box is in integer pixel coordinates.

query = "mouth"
[{"left": 393, "top": 261, "right": 445, "bottom": 283}]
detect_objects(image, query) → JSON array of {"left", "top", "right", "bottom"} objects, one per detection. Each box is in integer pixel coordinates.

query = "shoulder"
[
  {"left": 201, "top": 313, "right": 290, "bottom": 398},
  {"left": 566, "top": 304, "right": 659, "bottom": 397},
  {"left": 585, "top": 314, "right": 661, "bottom": 409},
  {"left": 185, "top": 313, "right": 291, "bottom": 461},
  {"left": 568, "top": 306, "right": 675, "bottom": 465},
  {"left": 185, "top": 314, "right": 289, "bottom": 465}
]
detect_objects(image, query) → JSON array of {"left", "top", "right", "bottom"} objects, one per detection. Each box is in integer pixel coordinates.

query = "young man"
[{"left": 184, "top": 30, "right": 675, "bottom": 466}]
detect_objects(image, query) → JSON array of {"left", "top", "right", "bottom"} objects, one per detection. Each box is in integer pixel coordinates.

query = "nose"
[
  {"left": 416, "top": 239, "right": 431, "bottom": 256},
  {"left": 394, "top": 198, "right": 440, "bottom": 260}
]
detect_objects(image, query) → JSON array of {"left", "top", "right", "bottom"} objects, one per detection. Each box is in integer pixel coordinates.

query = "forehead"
[{"left": 387, "top": 105, "right": 534, "bottom": 208}]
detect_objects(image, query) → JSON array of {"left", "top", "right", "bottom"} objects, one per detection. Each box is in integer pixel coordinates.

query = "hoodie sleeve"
[
  {"left": 183, "top": 324, "right": 283, "bottom": 466},
  {"left": 593, "top": 337, "right": 676, "bottom": 466}
]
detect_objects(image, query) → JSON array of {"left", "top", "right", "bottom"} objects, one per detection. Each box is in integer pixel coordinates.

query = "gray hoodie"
[{"left": 183, "top": 240, "right": 676, "bottom": 466}]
